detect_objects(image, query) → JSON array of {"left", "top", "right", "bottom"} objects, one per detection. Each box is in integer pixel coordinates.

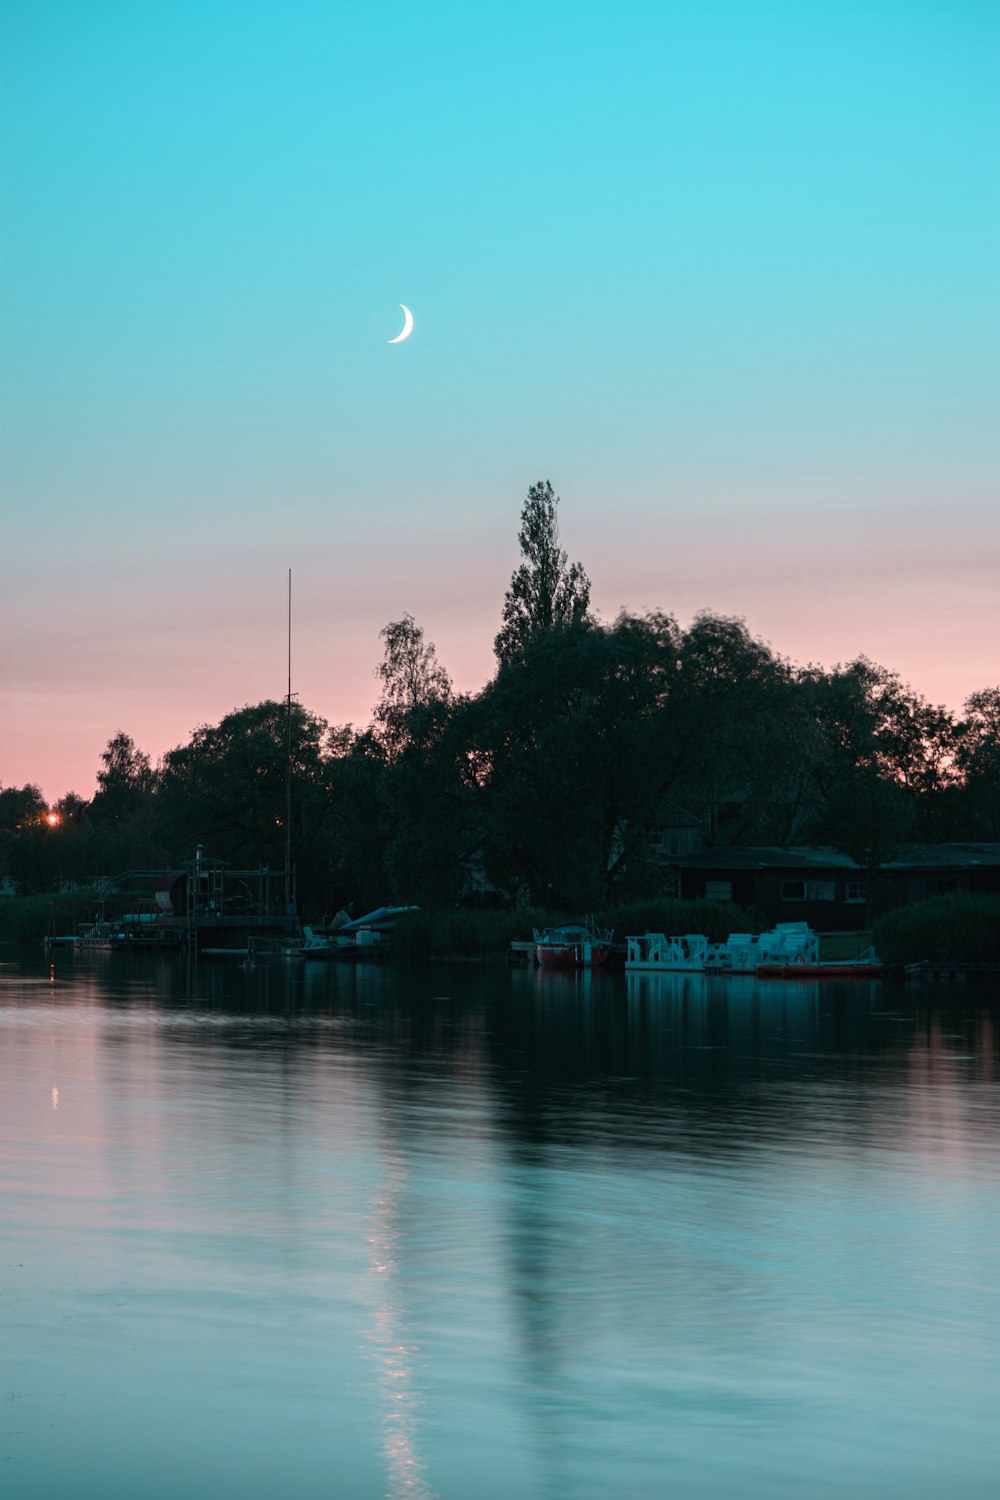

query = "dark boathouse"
[{"left": 677, "top": 844, "right": 1000, "bottom": 929}]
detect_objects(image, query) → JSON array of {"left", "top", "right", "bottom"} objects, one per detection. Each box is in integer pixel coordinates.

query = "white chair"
[{"left": 721, "top": 933, "right": 758, "bottom": 972}]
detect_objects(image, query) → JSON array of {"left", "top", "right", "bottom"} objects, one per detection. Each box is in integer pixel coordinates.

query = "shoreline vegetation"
[
  {"left": 3, "top": 892, "right": 1000, "bottom": 970},
  {"left": 390, "top": 894, "right": 1000, "bottom": 968},
  {"left": 391, "top": 900, "right": 762, "bottom": 964},
  {"left": 870, "top": 892, "right": 1000, "bottom": 968},
  {"left": 3, "top": 486, "right": 999, "bottom": 955}
]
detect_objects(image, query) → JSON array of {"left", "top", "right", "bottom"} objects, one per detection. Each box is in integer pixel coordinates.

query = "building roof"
[
  {"left": 885, "top": 843, "right": 1000, "bottom": 870},
  {"left": 678, "top": 844, "right": 1000, "bottom": 873},
  {"left": 651, "top": 801, "right": 703, "bottom": 828}
]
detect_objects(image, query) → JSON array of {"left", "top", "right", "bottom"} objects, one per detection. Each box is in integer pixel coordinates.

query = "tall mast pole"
[{"left": 285, "top": 567, "right": 292, "bottom": 913}]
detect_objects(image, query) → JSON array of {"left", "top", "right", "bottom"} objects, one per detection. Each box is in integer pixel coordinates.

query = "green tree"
[
  {"left": 371, "top": 616, "right": 480, "bottom": 903},
  {"left": 0, "top": 784, "right": 47, "bottom": 838},
  {"left": 0, "top": 784, "right": 51, "bottom": 893},
  {"left": 88, "top": 731, "right": 161, "bottom": 872},
  {"left": 476, "top": 613, "right": 681, "bottom": 906},
  {"left": 657, "top": 613, "right": 803, "bottom": 845},
  {"left": 380, "top": 696, "right": 484, "bottom": 905},
  {"left": 373, "top": 614, "right": 452, "bottom": 757},
  {"left": 0, "top": 787, "right": 95, "bottom": 894},
  {"left": 156, "top": 701, "right": 333, "bottom": 908},
  {"left": 321, "top": 727, "right": 390, "bottom": 913},
  {"left": 792, "top": 657, "right": 964, "bottom": 853},
  {"left": 955, "top": 686, "right": 1000, "bottom": 836},
  {"left": 494, "top": 480, "right": 591, "bottom": 666},
  {"left": 793, "top": 660, "right": 921, "bottom": 909},
  {"left": 91, "top": 731, "right": 155, "bottom": 824},
  {"left": 49, "top": 793, "right": 96, "bottom": 888}
]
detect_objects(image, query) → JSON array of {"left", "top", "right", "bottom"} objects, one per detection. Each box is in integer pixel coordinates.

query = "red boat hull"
[{"left": 536, "top": 943, "right": 611, "bottom": 968}]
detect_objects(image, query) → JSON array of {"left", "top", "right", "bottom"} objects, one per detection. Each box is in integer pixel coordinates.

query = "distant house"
[
  {"left": 677, "top": 844, "right": 1000, "bottom": 929},
  {"left": 644, "top": 803, "right": 704, "bottom": 861}
]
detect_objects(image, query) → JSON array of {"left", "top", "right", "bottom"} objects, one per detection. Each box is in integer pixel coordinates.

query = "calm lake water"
[{"left": 2, "top": 951, "right": 999, "bottom": 1499}]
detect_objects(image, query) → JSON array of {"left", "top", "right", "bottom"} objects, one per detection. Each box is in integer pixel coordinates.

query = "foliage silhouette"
[
  {"left": 5, "top": 488, "right": 998, "bottom": 918},
  {"left": 495, "top": 480, "right": 591, "bottom": 666}
]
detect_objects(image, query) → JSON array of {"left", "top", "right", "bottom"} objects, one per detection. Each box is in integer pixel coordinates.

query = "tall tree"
[
  {"left": 477, "top": 613, "right": 680, "bottom": 906},
  {"left": 0, "top": 784, "right": 51, "bottom": 892},
  {"left": 88, "top": 731, "right": 161, "bottom": 874},
  {"left": 494, "top": 480, "right": 591, "bottom": 666},
  {"left": 656, "top": 613, "right": 802, "bottom": 845},
  {"left": 371, "top": 616, "right": 477, "bottom": 902},
  {"left": 156, "top": 701, "right": 331, "bottom": 893},
  {"left": 794, "top": 659, "right": 918, "bottom": 889},
  {"left": 373, "top": 614, "right": 452, "bottom": 757},
  {"left": 91, "top": 731, "right": 155, "bottom": 824},
  {"left": 379, "top": 695, "right": 482, "bottom": 906},
  {"left": 0, "top": 783, "right": 47, "bottom": 836},
  {"left": 955, "top": 686, "right": 1000, "bottom": 837},
  {"left": 321, "top": 726, "right": 391, "bottom": 912}
]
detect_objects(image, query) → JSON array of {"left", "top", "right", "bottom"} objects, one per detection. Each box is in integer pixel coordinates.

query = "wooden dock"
[{"left": 905, "top": 961, "right": 1000, "bottom": 983}]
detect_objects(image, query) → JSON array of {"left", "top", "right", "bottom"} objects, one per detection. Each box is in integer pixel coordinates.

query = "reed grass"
[
  {"left": 0, "top": 893, "right": 96, "bottom": 945},
  {"left": 391, "top": 898, "right": 762, "bottom": 963}
]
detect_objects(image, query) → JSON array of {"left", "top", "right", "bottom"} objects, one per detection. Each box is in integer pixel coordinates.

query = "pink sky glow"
[{"left": 3, "top": 516, "right": 996, "bottom": 803}]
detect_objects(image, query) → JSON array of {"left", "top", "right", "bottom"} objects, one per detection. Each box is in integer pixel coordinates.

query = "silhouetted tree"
[
  {"left": 793, "top": 660, "right": 920, "bottom": 911},
  {"left": 380, "top": 696, "right": 483, "bottom": 905},
  {"left": 656, "top": 613, "right": 802, "bottom": 845},
  {"left": 792, "top": 657, "right": 966, "bottom": 850},
  {"left": 0, "top": 786, "right": 97, "bottom": 894},
  {"left": 955, "top": 686, "right": 1000, "bottom": 836},
  {"left": 962, "top": 686, "right": 1000, "bottom": 747},
  {"left": 494, "top": 481, "right": 591, "bottom": 666},
  {"left": 0, "top": 784, "right": 47, "bottom": 837},
  {"left": 477, "top": 613, "right": 681, "bottom": 906},
  {"left": 84, "top": 731, "right": 163, "bottom": 873},
  {"left": 0, "top": 784, "right": 51, "bottom": 892},
  {"left": 91, "top": 731, "right": 155, "bottom": 823},
  {"left": 373, "top": 614, "right": 452, "bottom": 757},
  {"left": 156, "top": 702, "right": 332, "bottom": 906},
  {"left": 372, "top": 617, "right": 478, "bottom": 902},
  {"left": 321, "top": 726, "right": 390, "bottom": 913}
]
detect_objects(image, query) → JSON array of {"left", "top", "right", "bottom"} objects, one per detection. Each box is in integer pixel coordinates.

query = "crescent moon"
[{"left": 388, "top": 304, "right": 414, "bottom": 343}]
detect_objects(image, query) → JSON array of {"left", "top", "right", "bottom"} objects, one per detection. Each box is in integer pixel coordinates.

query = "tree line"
[{"left": 3, "top": 481, "right": 998, "bottom": 913}]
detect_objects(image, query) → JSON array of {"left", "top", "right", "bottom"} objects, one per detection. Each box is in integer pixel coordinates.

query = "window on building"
[
  {"left": 705, "top": 880, "right": 732, "bottom": 901},
  {"left": 808, "top": 881, "right": 836, "bottom": 901},
  {"left": 845, "top": 881, "right": 867, "bottom": 904},
  {"left": 782, "top": 879, "right": 836, "bottom": 901}
]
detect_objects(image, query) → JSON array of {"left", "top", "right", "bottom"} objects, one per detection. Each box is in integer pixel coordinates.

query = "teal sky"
[{"left": 2, "top": 0, "right": 999, "bottom": 797}]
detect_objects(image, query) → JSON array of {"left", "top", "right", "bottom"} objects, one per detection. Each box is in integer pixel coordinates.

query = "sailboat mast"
[{"left": 285, "top": 567, "right": 292, "bottom": 912}]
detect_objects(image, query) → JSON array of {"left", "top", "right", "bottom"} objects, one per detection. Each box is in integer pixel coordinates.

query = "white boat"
[
  {"left": 297, "top": 906, "right": 420, "bottom": 957},
  {"left": 625, "top": 922, "right": 820, "bottom": 973},
  {"left": 534, "top": 920, "right": 613, "bottom": 968},
  {"left": 625, "top": 933, "right": 710, "bottom": 971}
]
